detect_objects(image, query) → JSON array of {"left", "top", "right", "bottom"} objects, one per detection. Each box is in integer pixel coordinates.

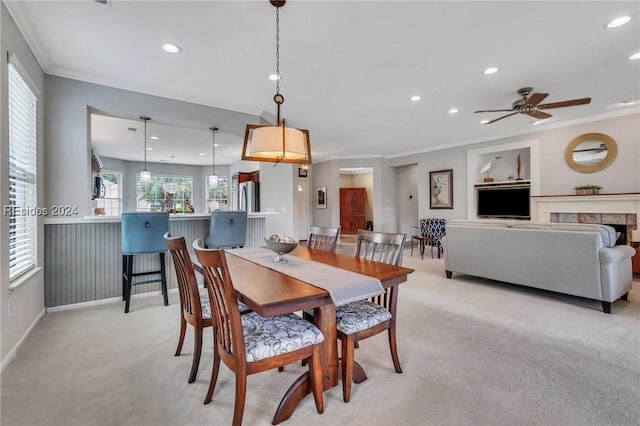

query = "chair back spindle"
[{"left": 307, "top": 225, "right": 341, "bottom": 252}]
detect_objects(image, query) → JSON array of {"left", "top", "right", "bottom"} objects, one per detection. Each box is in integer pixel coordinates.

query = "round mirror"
[{"left": 565, "top": 133, "right": 617, "bottom": 173}]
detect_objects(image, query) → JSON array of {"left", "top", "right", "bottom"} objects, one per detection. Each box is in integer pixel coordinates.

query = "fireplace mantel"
[{"left": 531, "top": 193, "right": 640, "bottom": 223}]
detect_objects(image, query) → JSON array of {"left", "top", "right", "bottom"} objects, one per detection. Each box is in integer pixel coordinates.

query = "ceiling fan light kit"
[
  {"left": 242, "top": 0, "right": 312, "bottom": 166},
  {"left": 475, "top": 87, "right": 591, "bottom": 124}
]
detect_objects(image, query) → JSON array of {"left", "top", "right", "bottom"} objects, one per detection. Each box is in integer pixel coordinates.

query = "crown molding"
[{"left": 3, "top": 0, "right": 51, "bottom": 71}]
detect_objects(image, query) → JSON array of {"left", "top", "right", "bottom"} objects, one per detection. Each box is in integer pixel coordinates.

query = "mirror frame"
[{"left": 565, "top": 132, "right": 617, "bottom": 173}]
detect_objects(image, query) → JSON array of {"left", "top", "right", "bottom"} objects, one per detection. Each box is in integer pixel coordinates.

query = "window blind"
[{"left": 8, "top": 61, "right": 38, "bottom": 280}]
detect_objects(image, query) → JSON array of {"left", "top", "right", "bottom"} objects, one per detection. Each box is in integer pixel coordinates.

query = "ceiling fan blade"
[
  {"left": 526, "top": 92, "right": 549, "bottom": 106},
  {"left": 474, "top": 109, "right": 514, "bottom": 113},
  {"left": 538, "top": 97, "right": 591, "bottom": 110},
  {"left": 484, "top": 112, "right": 518, "bottom": 124},
  {"left": 526, "top": 110, "right": 552, "bottom": 120}
]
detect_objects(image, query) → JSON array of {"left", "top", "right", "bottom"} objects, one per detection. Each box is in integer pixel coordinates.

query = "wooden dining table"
[{"left": 207, "top": 245, "right": 414, "bottom": 424}]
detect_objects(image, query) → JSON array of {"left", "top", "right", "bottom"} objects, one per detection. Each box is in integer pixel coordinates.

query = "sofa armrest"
[
  {"left": 599, "top": 245, "right": 634, "bottom": 302},
  {"left": 599, "top": 245, "right": 635, "bottom": 264}
]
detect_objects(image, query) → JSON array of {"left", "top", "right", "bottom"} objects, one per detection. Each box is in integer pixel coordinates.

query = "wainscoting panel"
[{"left": 44, "top": 217, "right": 265, "bottom": 308}]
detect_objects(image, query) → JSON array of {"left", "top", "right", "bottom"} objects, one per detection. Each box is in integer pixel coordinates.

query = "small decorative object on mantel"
[{"left": 574, "top": 184, "right": 601, "bottom": 195}]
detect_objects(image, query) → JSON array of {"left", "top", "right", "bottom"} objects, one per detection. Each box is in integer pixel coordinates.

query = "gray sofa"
[{"left": 442, "top": 220, "right": 635, "bottom": 313}]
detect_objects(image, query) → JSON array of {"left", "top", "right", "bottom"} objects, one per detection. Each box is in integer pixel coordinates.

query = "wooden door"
[{"left": 340, "top": 188, "right": 366, "bottom": 234}]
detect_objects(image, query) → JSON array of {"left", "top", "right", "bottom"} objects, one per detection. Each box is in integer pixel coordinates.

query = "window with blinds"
[{"left": 8, "top": 61, "right": 38, "bottom": 281}]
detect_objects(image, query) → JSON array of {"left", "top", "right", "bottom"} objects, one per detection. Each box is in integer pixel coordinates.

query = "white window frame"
[
  {"left": 8, "top": 54, "right": 39, "bottom": 281},
  {"left": 136, "top": 174, "right": 193, "bottom": 213},
  {"left": 206, "top": 175, "right": 229, "bottom": 213},
  {"left": 97, "top": 170, "right": 122, "bottom": 216}
]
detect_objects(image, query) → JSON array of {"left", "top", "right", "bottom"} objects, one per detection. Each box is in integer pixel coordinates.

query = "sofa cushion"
[{"left": 510, "top": 223, "right": 617, "bottom": 247}]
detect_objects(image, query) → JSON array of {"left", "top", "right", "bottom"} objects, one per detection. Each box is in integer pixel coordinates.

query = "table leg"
[{"left": 273, "top": 303, "right": 337, "bottom": 424}]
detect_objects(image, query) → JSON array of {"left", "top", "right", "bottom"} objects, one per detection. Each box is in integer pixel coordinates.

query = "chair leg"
[
  {"left": 204, "top": 345, "right": 221, "bottom": 404},
  {"left": 309, "top": 344, "right": 324, "bottom": 414},
  {"left": 124, "top": 255, "right": 133, "bottom": 313},
  {"left": 341, "top": 335, "right": 355, "bottom": 403},
  {"left": 188, "top": 327, "right": 203, "bottom": 383},
  {"left": 122, "top": 255, "right": 127, "bottom": 301},
  {"left": 232, "top": 372, "right": 247, "bottom": 426},
  {"left": 175, "top": 316, "right": 186, "bottom": 356},
  {"left": 388, "top": 326, "right": 403, "bottom": 374},
  {"left": 159, "top": 252, "right": 169, "bottom": 306}
]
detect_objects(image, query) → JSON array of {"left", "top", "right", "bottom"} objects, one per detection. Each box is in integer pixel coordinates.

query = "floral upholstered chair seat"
[
  {"left": 199, "top": 290, "right": 250, "bottom": 319},
  {"left": 241, "top": 312, "right": 325, "bottom": 362},
  {"left": 335, "top": 300, "right": 392, "bottom": 335}
]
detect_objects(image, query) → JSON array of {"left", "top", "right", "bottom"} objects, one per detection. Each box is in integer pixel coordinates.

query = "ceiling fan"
[{"left": 475, "top": 87, "right": 591, "bottom": 124}]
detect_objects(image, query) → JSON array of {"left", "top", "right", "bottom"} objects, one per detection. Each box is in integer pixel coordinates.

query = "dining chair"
[
  {"left": 337, "top": 229, "right": 407, "bottom": 402},
  {"left": 419, "top": 218, "right": 447, "bottom": 259},
  {"left": 121, "top": 212, "right": 169, "bottom": 313},
  {"left": 307, "top": 225, "right": 341, "bottom": 252},
  {"left": 164, "top": 233, "right": 213, "bottom": 384},
  {"left": 193, "top": 240, "right": 325, "bottom": 425}
]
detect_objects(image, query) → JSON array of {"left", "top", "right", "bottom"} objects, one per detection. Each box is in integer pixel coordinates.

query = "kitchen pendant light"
[
  {"left": 241, "top": 0, "right": 311, "bottom": 165},
  {"left": 208, "top": 127, "right": 219, "bottom": 188},
  {"left": 140, "top": 116, "right": 152, "bottom": 185}
]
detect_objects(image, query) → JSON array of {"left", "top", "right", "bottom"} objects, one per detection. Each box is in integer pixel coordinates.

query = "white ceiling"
[{"left": 6, "top": 1, "right": 640, "bottom": 166}]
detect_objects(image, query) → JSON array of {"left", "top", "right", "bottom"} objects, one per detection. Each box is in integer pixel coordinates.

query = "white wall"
[
  {"left": 1, "top": 3, "right": 46, "bottom": 369},
  {"left": 395, "top": 164, "right": 419, "bottom": 235},
  {"left": 45, "top": 75, "right": 260, "bottom": 217}
]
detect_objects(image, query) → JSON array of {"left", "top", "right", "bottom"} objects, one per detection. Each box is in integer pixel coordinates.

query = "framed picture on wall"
[
  {"left": 298, "top": 167, "right": 308, "bottom": 178},
  {"left": 430, "top": 169, "right": 453, "bottom": 209},
  {"left": 317, "top": 186, "right": 327, "bottom": 209}
]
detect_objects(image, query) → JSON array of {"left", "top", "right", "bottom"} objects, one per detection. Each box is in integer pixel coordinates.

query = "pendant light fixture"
[
  {"left": 241, "top": 0, "right": 311, "bottom": 165},
  {"left": 140, "top": 116, "right": 152, "bottom": 184},
  {"left": 208, "top": 126, "right": 219, "bottom": 188}
]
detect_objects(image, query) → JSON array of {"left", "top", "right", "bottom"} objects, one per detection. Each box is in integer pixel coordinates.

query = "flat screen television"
[{"left": 477, "top": 186, "right": 530, "bottom": 219}]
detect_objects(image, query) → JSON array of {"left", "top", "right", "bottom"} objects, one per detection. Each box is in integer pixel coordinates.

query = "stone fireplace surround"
[{"left": 531, "top": 193, "right": 640, "bottom": 244}]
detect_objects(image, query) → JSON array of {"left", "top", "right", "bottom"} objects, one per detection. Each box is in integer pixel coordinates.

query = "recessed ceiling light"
[
  {"left": 482, "top": 67, "right": 499, "bottom": 75},
  {"left": 213, "top": 143, "right": 220, "bottom": 147},
  {"left": 532, "top": 120, "right": 543, "bottom": 126},
  {"left": 162, "top": 43, "right": 182, "bottom": 54},
  {"left": 480, "top": 119, "right": 490, "bottom": 124},
  {"left": 629, "top": 52, "right": 640, "bottom": 60},
  {"left": 448, "top": 108, "right": 459, "bottom": 114},
  {"left": 410, "top": 95, "right": 422, "bottom": 102},
  {"left": 127, "top": 127, "right": 137, "bottom": 132},
  {"left": 149, "top": 136, "right": 160, "bottom": 140},
  {"left": 146, "top": 147, "right": 152, "bottom": 151},
  {"left": 268, "top": 74, "right": 280, "bottom": 81},
  {"left": 199, "top": 153, "right": 205, "bottom": 156},
  {"left": 606, "top": 16, "right": 632, "bottom": 28}
]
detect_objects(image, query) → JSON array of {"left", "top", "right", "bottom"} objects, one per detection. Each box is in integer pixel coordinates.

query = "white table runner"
[{"left": 226, "top": 247, "right": 384, "bottom": 306}]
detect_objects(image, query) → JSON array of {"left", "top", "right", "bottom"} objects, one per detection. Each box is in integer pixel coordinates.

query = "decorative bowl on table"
[{"left": 264, "top": 235, "right": 298, "bottom": 263}]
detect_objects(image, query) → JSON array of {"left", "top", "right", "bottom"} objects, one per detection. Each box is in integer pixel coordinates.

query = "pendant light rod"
[
  {"left": 140, "top": 116, "right": 151, "bottom": 183},
  {"left": 210, "top": 126, "right": 218, "bottom": 176}
]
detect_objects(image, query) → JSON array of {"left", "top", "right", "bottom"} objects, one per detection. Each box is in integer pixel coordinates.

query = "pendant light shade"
[
  {"left": 242, "top": 0, "right": 312, "bottom": 165},
  {"left": 140, "top": 116, "right": 151, "bottom": 185},
  {"left": 209, "top": 127, "right": 218, "bottom": 188}
]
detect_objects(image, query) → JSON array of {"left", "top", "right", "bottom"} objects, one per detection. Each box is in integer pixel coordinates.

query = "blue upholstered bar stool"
[
  {"left": 121, "top": 212, "right": 170, "bottom": 313},
  {"left": 205, "top": 210, "right": 248, "bottom": 249}
]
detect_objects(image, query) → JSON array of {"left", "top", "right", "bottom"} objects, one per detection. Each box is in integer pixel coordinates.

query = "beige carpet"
[{"left": 2, "top": 249, "right": 639, "bottom": 426}]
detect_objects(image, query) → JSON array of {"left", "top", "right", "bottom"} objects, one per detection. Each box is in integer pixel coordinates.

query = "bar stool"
[
  {"left": 121, "top": 212, "right": 170, "bottom": 313},
  {"left": 205, "top": 210, "right": 247, "bottom": 249}
]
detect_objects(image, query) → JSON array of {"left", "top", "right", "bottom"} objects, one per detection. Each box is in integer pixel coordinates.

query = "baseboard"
[
  {"left": 46, "top": 287, "right": 179, "bottom": 313},
  {"left": 1, "top": 307, "right": 46, "bottom": 375}
]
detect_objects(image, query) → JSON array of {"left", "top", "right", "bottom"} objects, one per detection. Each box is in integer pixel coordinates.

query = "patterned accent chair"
[
  {"left": 337, "top": 229, "right": 407, "bottom": 402},
  {"left": 121, "top": 212, "right": 169, "bottom": 313},
  {"left": 419, "top": 218, "right": 447, "bottom": 259},
  {"left": 307, "top": 225, "right": 341, "bottom": 252},
  {"left": 193, "top": 240, "right": 325, "bottom": 425}
]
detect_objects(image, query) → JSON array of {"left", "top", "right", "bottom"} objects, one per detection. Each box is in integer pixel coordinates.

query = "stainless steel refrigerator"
[{"left": 240, "top": 181, "right": 259, "bottom": 212}]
